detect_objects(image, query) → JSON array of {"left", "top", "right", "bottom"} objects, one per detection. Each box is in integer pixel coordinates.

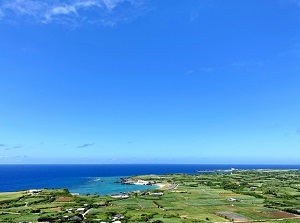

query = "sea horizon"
[{"left": 1, "top": 163, "right": 300, "bottom": 165}]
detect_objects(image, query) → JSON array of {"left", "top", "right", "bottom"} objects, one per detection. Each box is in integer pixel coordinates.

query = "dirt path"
[
  {"left": 83, "top": 209, "right": 91, "bottom": 218},
  {"left": 137, "top": 201, "right": 143, "bottom": 209}
]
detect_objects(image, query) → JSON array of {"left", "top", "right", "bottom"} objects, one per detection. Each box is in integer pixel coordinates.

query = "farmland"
[{"left": 1, "top": 170, "right": 300, "bottom": 222}]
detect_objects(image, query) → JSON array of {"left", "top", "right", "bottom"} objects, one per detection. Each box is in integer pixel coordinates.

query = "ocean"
[{"left": 0, "top": 164, "right": 299, "bottom": 195}]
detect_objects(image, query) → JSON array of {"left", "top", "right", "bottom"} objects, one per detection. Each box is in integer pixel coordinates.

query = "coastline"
[
  {"left": 154, "top": 183, "right": 166, "bottom": 189},
  {"left": 2, "top": 165, "right": 300, "bottom": 195}
]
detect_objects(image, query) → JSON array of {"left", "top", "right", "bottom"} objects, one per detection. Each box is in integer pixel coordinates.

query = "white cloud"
[
  {"left": 102, "top": 0, "right": 122, "bottom": 10},
  {"left": 2, "top": 0, "right": 47, "bottom": 17},
  {"left": 52, "top": 5, "right": 77, "bottom": 15},
  {"left": 76, "top": 1, "right": 100, "bottom": 8},
  {"left": 44, "top": 4, "right": 78, "bottom": 23},
  {"left": 0, "top": 0, "right": 146, "bottom": 26}
]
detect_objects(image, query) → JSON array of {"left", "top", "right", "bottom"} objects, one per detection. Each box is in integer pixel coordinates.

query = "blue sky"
[{"left": 0, "top": 0, "right": 300, "bottom": 164}]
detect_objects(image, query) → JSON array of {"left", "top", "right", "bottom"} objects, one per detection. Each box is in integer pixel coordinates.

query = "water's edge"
[{"left": 1, "top": 164, "right": 299, "bottom": 194}]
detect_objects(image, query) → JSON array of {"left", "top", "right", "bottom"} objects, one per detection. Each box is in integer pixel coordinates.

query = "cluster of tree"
[
  {"left": 47, "top": 189, "right": 71, "bottom": 197},
  {"left": 240, "top": 191, "right": 264, "bottom": 199},
  {"left": 38, "top": 214, "right": 83, "bottom": 223}
]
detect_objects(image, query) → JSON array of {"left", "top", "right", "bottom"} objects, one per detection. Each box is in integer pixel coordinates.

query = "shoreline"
[
  {"left": 0, "top": 182, "right": 166, "bottom": 196},
  {"left": 0, "top": 167, "right": 300, "bottom": 195},
  {"left": 2, "top": 168, "right": 300, "bottom": 195},
  {"left": 154, "top": 183, "right": 166, "bottom": 189}
]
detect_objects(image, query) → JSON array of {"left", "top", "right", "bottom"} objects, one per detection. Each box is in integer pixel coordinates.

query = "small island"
[{"left": 1, "top": 169, "right": 300, "bottom": 222}]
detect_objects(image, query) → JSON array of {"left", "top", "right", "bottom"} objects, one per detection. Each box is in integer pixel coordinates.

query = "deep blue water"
[{"left": 0, "top": 164, "right": 299, "bottom": 195}]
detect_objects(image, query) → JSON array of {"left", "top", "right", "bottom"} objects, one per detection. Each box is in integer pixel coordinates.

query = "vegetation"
[{"left": 1, "top": 170, "right": 300, "bottom": 222}]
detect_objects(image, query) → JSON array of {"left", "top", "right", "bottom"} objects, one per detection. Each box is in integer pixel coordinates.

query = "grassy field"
[
  {"left": 0, "top": 192, "right": 24, "bottom": 202},
  {"left": 1, "top": 170, "right": 300, "bottom": 222}
]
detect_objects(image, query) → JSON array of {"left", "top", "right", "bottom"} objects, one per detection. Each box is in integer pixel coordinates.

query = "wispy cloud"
[
  {"left": 12, "top": 146, "right": 23, "bottom": 149},
  {"left": 199, "top": 67, "right": 215, "bottom": 73},
  {"left": 231, "top": 61, "right": 265, "bottom": 71},
  {"left": 4, "top": 145, "right": 23, "bottom": 150},
  {"left": 296, "top": 128, "right": 300, "bottom": 134},
  {"left": 189, "top": 1, "right": 213, "bottom": 22},
  {"left": 185, "top": 67, "right": 217, "bottom": 76},
  {"left": 127, "top": 141, "right": 135, "bottom": 144},
  {"left": 0, "top": 0, "right": 146, "bottom": 26},
  {"left": 185, "top": 59, "right": 267, "bottom": 77},
  {"left": 190, "top": 11, "right": 199, "bottom": 22},
  {"left": 77, "top": 143, "right": 94, "bottom": 148},
  {"left": 0, "top": 155, "right": 27, "bottom": 158},
  {"left": 185, "top": 69, "right": 195, "bottom": 75},
  {"left": 0, "top": 144, "right": 6, "bottom": 147}
]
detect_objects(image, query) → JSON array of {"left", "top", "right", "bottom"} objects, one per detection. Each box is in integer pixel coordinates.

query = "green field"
[{"left": 0, "top": 192, "right": 24, "bottom": 202}]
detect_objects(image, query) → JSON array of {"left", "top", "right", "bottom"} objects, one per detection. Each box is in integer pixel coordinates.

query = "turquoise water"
[{"left": 68, "top": 176, "right": 158, "bottom": 195}]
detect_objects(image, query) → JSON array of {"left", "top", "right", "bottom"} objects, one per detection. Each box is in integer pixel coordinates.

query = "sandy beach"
[{"left": 154, "top": 183, "right": 166, "bottom": 189}]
